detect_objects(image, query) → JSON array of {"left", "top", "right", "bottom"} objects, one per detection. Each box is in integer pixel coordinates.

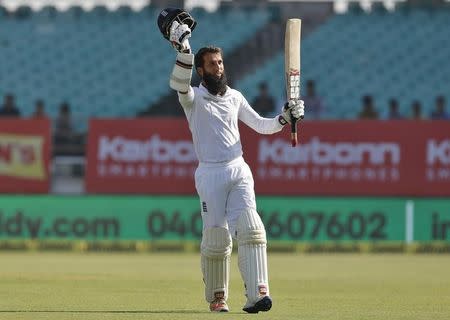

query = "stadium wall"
[
  {"left": 1, "top": 120, "right": 450, "bottom": 252},
  {"left": 0, "top": 195, "right": 449, "bottom": 253}
]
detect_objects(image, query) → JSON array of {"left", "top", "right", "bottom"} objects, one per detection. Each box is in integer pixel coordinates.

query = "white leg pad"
[
  {"left": 201, "top": 227, "right": 232, "bottom": 303},
  {"left": 237, "top": 209, "right": 270, "bottom": 304}
]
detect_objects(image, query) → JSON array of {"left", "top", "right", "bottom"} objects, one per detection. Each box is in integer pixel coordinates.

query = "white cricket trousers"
[{"left": 194, "top": 156, "right": 256, "bottom": 238}]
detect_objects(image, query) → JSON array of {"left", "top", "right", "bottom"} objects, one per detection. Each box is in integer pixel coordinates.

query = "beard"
[{"left": 203, "top": 70, "right": 228, "bottom": 96}]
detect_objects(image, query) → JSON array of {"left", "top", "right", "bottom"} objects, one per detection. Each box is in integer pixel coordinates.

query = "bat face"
[
  {"left": 285, "top": 18, "right": 301, "bottom": 147},
  {"left": 285, "top": 18, "right": 301, "bottom": 101}
]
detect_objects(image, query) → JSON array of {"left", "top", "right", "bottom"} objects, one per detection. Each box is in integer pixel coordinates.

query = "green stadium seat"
[
  {"left": 116, "top": 5, "right": 133, "bottom": 17},
  {"left": 0, "top": 5, "right": 9, "bottom": 19},
  {"left": 36, "top": 5, "right": 58, "bottom": 19},
  {"left": 371, "top": 2, "right": 388, "bottom": 14},
  {"left": 65, "top": 5, "right": 84, "bottom": 19},
  {"left": 14, "top": 5, "right": 32, "bottom": 19},
  {"left": 347, "top": 2, "right": 365, "bottom": 14},
  {"left": 91, "top": 5, "right": 108, "bottom": 16}
]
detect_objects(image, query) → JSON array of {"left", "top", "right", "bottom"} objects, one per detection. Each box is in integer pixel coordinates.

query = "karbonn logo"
[
  {"left": 258, "top": 137, "right": 400, "bottom": 165},
  {"left": 427, "top": 139, "right": 450, "bottom": 165},
  {"left": 98, "top": 135, "right": 196, "bottom": 163}
]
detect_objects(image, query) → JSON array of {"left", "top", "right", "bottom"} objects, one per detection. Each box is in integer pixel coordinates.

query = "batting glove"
[
  {"left": 279, "top": 99, "right": 305, "bottom": 125},
  {"left": 169, "top": 20, "right": 192, "bottom": 53}
]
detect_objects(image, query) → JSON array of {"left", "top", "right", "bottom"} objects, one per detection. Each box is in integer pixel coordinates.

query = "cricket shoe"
[
  {"left": 209, "top": 292, "right": 229, "bottom": 312},
  {"left": 242, "top": 296, "right": 272, "bottom": 314}
]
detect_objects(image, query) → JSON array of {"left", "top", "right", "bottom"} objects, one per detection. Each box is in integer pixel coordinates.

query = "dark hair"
[
  {"left": 363, "top": 94, "right": 373, "bottom": 105},
  {"left": 389, "top": 98, "right": 398, "bottom": 107},
  {"left": 436, "top": 95, "right": 445, "bottom": 105},
  {"left": 194, "top": 46, "right": 223, "bottom": 70},
  {"left": 259, "top": 82, "right": 268, "bottom": 90},
  {"left": 60, "top": 102, "right": 70, "bottom": 113}
]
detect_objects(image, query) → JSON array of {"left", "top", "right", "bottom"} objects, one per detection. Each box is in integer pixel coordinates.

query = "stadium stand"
[
  {"left": 1, "top": 1, "right": 449, "bottom": 122},
  {"left": 0, "top": 4, "right": 270, "bottom": 125},
  {"left": 236, "top": 2, "right": 450, "bottom": 119}
]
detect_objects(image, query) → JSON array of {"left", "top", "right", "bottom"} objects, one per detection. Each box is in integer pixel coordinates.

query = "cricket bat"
[{"left": 285, "top": 18, "right": 302, "bottom": 147}]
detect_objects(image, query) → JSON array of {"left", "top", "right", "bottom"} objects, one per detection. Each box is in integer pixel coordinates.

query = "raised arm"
[
  {"left": 238, "top": 94, "right": 305, "bottom": 135},
  {"left": 167, "top": 21, "right": 195, "bottom": 109},
  {"left": 171, "top": 51, "right": 195, "bottom": 109},
  {"left": 239, "top": 99, "right": 284, "bottom": 134},
  {"left": 157, "top": 9, "right": 197, "bottom": 109}
]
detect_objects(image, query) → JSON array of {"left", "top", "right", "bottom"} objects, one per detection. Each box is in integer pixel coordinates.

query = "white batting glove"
[
  {"left": 279, "top": 99, "right": 305, "bottom": 125},
  {"left": 169, "top": 20, "right": 192, "bottom": 53}
]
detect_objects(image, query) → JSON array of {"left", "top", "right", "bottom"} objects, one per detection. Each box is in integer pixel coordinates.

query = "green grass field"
[{"left": 0, "top": 252, "right": 449, "bottom": 319}]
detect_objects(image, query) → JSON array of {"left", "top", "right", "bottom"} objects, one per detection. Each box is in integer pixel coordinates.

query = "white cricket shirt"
[{"left": 178, "top": 84, "right": 283, "bottom": 163}]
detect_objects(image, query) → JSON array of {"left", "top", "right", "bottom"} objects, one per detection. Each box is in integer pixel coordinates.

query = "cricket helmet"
[{"left": 157, "top": 7, "right": 197, "bottom": 40}]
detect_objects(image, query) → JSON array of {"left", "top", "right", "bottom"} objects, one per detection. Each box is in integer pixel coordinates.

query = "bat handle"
[{"left": 290, "top": 117, "right": 298, "bottom": 147}]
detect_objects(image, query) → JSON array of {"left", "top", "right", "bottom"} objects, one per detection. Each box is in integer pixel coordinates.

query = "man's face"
[
  {"left": 198, "top": 52, "right": 224, "bottom": 78},
  {"left": 198, "top": 51, "right": 228, "bottom": 95}
]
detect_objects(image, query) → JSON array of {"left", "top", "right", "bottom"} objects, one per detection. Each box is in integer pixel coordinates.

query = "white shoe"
[{"left": 209, "top": 292, "right": 229, "bottom": 312}]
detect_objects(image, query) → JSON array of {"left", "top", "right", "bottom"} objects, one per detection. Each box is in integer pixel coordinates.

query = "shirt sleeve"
[
  {"left": 178, "top": 86, "right": 194, "bottom": 110},
  {"left": 238, "top": 93, "right": 284, "bottom": 134}
]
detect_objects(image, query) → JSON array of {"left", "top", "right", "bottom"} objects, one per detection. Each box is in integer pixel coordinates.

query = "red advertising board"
[
  {"left": 241, "top": 120, "right": 449, "bottom": 196},
  {"left": 86, "top": 119, "right": 197, "bottom": 194},
  {"left": 86, "top": 119, "right": 450, "bottom": 196},
  {"left": 0, "top": 119, "right": 51, "bottom": 193}
]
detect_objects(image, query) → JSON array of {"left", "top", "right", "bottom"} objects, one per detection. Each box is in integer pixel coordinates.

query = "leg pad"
[
  {"left": 201, "top": 227, "right": 232, "bottom": 303},
  {"left": 237, "top": 209, "right": 270, "bottom": 305}
]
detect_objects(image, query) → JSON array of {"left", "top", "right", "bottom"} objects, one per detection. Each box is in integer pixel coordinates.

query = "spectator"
[
  {"left": 430, "top": 95, "right": 449, "bottom": 120},
  {"left": 0, "top": 93, "right": 21, "bottom": 117},
  {"left": 31, "top": 99, "right": 47, "bottom": 118},
  {"left": 358, "top": 95, "right": 378, "bottom": 119},
  {"left": 386, "top": 98, "right": 403, "bottom": 120},
  {"left": 53, "top": 102, "right": 85, "bottom": 156},
  {"left": 54, "top": 102, "right": 75, "bottom": 144},
  {"left": 302, "top": 80, "right": 325, "bottom": 120},
  {"left": 252, "top": 82, "right": 275, "bottom": 117},
  {"left": 410, "top": 100, "right": 425, "bottom": 120}
]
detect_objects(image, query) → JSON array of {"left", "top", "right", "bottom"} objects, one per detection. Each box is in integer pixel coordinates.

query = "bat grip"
[{"left": 290, "top": 116, "right": 298, "bottom": 147}]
